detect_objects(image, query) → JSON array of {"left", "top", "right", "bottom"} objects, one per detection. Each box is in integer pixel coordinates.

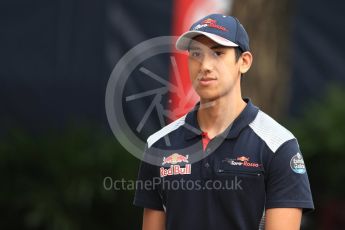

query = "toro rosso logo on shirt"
[
  {"left": 160, "top": 153, "right": 191, "bottom": 177},
  {"left": 193, "top": 18, "right": 228, "bottom": 31},
  {"left": 223, "top": 156, "right": 260, "bottom": 168}
]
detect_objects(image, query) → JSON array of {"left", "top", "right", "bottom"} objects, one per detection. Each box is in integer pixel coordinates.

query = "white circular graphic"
[{"left": 105, "top": 36, "right": 230, "bottom": 166}]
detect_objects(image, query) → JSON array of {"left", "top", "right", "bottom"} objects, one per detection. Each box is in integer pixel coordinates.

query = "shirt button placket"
[{"left": 202, "top": 144, "right": 213, "bottom": 179}]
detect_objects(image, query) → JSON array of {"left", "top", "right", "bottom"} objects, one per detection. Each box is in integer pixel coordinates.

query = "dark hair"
[
  {"left": 235, "top": 48, "right": 245, "bottom": 80},
  {"left": 235, "top": 47, "right": 243, "bottom": 62}
]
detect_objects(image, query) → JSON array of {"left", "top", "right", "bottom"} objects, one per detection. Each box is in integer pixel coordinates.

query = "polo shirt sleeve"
[
  {"left": 265, "top": 138, "right": 314, "bottom": 212},
  {"left": 133, "top": 147, "right": 164, "bottom": 211}
]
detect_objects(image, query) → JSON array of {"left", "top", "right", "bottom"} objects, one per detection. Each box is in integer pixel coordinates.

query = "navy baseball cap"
[{"left": 176, "top": 14, "right": 250, "bottom": 52}]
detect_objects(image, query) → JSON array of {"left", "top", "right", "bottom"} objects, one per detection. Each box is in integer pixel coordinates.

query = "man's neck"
[{"left": 197, "top": 94, "right": 246, "bottom": 139}]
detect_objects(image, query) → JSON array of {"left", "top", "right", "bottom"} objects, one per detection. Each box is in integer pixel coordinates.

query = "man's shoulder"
[
  {"left": 248, "top": 110, "right": 296, "bottom": 153},
  {"left": 147, "top": 114, "right": 187, "bottom": 148}
]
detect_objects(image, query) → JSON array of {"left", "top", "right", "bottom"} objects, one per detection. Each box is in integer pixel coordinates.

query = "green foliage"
[
  {"left": 0, "top": 126, "right": 141, "bottom": 229},
  {"left": 290, "top": 85, "right": 345, "bottom": 158},
  {"left": 288, "top": 85, "right": 345, "bottom": 198}
]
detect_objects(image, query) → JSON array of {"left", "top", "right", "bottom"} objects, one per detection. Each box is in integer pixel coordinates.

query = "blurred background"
[{"left": 1, "top": 0, "right": 345, "bottom": 229}]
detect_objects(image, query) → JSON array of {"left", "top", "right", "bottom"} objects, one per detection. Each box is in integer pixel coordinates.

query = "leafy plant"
[
  {"left": 288, "top": 84, "right": 345, "bottom": 198},
  {"left": 0, "top": 125, "right": 142, "bottom": 230}
]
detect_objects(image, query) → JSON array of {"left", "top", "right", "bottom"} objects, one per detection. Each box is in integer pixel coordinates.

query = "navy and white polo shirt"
[{"left": 134, "top": 99, "right": 314, "bottom": 230}]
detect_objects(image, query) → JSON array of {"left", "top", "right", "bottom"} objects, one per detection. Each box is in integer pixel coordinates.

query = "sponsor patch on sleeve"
[{"left": 290, "top": 152, "right": 306, "bottom": 174}]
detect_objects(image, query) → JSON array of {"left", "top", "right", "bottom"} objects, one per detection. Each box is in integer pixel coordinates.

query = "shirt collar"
[{"left": 183, "top": 98, "right": 259, "bottom": 140}]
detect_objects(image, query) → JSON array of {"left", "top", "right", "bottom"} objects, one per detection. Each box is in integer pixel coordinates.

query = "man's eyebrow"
[
  {"left": 188, "top": 44, "right": 227, "bottom": 51},
  {"left": 188, "top": 46, "right": 201, "bottom": 51},
  {"left": 209, "top": 44, "right": 227, "bottom": 49}
]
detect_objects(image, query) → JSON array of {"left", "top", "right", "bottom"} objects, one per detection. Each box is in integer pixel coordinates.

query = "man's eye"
[
  {"left": 191, "top": 52, "right": 201, "bottom": 57},
  {"left": 213, "top": 51, "right": 224, "bottom": 56}
]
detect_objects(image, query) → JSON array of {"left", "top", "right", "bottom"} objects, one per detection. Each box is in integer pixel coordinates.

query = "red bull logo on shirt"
[
  {"left": 162, "top": 153, "right": 189, "bottom": 165},
  {"left": 160, "top": 164, "right": 192, "bottom": 177},
  {"left": 160, "top": 153, "right": 191, "bottom": 177}
]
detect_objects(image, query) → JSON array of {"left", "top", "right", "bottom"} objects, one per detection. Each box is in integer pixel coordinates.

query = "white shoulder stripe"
[
  {"left": 147, "top": 115, "right": 186, "bottom": 148},
  {"left": 249, "top": 110, "right": 295, "bottom": 153}
]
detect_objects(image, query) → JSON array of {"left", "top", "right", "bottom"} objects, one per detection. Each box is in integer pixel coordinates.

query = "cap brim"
[{"left": 176, "top": 31, "right": 239, "bottom": 51}]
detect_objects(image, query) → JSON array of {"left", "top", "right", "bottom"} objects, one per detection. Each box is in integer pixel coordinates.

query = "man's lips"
[{"left": 199, "top": 77, "right": 217, "bottom": 86}]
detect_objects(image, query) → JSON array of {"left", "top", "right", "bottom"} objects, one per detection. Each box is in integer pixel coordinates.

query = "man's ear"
[{"left": 239, "top": 51, "right": 253, "bottom": 74}]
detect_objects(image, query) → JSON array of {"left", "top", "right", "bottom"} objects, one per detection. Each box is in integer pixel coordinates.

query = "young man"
[{"left": 134, "top": 14, "right": 314, "bottom": 230}]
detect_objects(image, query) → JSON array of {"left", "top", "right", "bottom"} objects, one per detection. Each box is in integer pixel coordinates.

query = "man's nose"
[{"left": 200, "top": 54, "right": 214, "bottom": 72}]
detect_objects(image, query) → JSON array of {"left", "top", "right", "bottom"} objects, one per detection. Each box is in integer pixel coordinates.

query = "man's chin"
[{"left": 197, "top": 94, "right": 221, "bottom": 103}]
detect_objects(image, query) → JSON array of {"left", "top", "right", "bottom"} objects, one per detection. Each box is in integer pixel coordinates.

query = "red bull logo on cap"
[
  {"left": 202, "top": 18, "right": 217, "bottom": 25},
  {"left": 193, "top": 18, "right": 227, "bottom": 32},
  {"left": 162, "top": 153, "right": 189, "bottom": 165}
]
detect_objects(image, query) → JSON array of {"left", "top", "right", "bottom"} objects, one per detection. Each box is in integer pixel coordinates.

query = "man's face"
[{"left": 188, "top": 36, "right": 242, "bottom": 101}]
